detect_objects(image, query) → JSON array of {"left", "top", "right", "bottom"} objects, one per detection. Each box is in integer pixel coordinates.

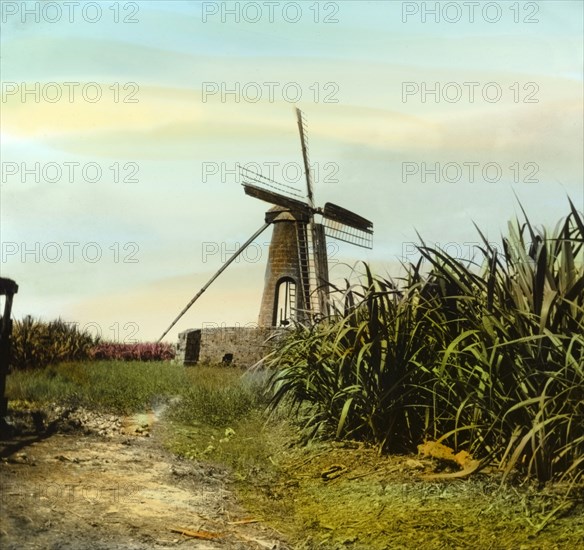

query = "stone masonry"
[
  {"left": 176, "top": 326, "right": 286, "bottom": 367},
  {"left": 258, "top": 207, "right": 307, "bottom": 327}
]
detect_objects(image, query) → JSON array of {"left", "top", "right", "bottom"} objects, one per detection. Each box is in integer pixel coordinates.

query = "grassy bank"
[
  {"left": 7, "top": 360, "right": 187, "bottom": 412},
  {"left": 6, "top": 360, "right": 270, "bottom": 417}
]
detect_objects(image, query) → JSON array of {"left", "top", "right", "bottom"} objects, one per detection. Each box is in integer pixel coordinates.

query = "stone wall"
[{"left": 176, "top": 326, "right": 286, "bottom": 367}]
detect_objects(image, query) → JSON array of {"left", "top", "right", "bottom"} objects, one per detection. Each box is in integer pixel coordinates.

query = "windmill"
[
  {"left": 241, "top": 108, "right": 373, "bottom": 327},
  {"left": 158, "top": 108, "right": 373, "bottom": 341}
]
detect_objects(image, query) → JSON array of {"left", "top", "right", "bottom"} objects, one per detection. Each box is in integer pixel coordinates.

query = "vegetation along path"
[
  {"left": 1, "top": 398, "right": 583, "bottom": 550},
  {"left": 0, "top": 407, "right": 287, "bottom": 549}
]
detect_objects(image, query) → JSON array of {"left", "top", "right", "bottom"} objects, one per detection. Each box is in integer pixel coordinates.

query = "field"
[
  {"left": 2, "top": 205, "right": 583, "bottom": 548},
  {"left": 1, "top": 361, "right": 583, "bottom": 549}
]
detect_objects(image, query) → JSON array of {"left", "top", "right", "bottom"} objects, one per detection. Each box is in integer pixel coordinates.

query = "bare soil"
[{"left": 0, "top": 409, "right": 287, "bottom": 549}]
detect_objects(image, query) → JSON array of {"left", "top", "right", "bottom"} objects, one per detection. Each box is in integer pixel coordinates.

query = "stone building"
[{"left": 176, "top": 326, "right": 285, "bottom": 367}]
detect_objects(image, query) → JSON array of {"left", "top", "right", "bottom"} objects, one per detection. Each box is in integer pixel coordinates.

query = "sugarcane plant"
[{"left": 268, "top": 200, "right": 583, "bottom": 485}]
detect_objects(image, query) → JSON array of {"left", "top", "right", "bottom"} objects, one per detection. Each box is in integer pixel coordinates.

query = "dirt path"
[{"left": 0, "top": 411, "right": 286, "bottom": 549}]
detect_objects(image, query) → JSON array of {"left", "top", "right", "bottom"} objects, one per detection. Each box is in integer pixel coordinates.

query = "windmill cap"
[{"left": 265, "top": 206, "right": 309, "bottom": 224}]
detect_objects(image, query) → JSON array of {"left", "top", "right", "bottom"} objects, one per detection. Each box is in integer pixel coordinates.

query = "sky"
[{"left": 1, "top": 0, "right": 583, "bottom": 343}]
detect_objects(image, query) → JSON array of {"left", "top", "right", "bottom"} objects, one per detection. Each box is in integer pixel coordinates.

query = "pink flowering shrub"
[{"left": 90, "top": 342, "right": 176, "bottom": 362}]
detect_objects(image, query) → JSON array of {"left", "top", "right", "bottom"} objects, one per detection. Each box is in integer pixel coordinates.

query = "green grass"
[
  {"left": 7, "top": 361, "right": 184, "bottom": 412},
  {"left": 167, "top": 368, "right": 270, "bottom": 426},
  {"left": 6, "top": 361, "right": 270, "bottom": 418},
  {"left": 162, "top": 368, "right": 280, "bottom": 480}
]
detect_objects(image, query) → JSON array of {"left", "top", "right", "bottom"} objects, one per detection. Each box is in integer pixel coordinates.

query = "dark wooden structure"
[{"left": 0, "top": 278, "right": 18, "bottom": 433}]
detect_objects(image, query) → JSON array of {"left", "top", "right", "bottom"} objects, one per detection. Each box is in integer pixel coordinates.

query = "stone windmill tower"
[{"left": 257, "top": 206, "right": 309, "bottom": 326}]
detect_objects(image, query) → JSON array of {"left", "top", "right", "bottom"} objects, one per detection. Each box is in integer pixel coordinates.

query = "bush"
[
  {"left": 11, "top": 316, "right": 98, "bottom": 370},
  {"left": 90, "top": 342, "right": 176, "bottom": 362},
  {"left": 9, "top": 317, "right": 175, "bottom": 369},
  {"left": 169, "top": 369, "right": 270, "bottom": 427},
  {"left": 268, "top": 201, "right": 584, "bottom": 484}
]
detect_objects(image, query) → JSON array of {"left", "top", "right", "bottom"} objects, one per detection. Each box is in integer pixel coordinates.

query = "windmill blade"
[
  {"left": 243, "top": 183, "right": 312, "bottom": 216},
  {"left": 322, "top": 202, "right": 374, "bottom": 249},
  {"left": 239, "top": 166, "right": 304, "bottom": 200},
  {"left": 323, "top": 202, "right": 373, "bottom": 231},
  {"left": 296, "top": 108, "right": 314, "bottom": 207},
  {"left": 323, "top": 221, "right": 374, "bottom": 249}
]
